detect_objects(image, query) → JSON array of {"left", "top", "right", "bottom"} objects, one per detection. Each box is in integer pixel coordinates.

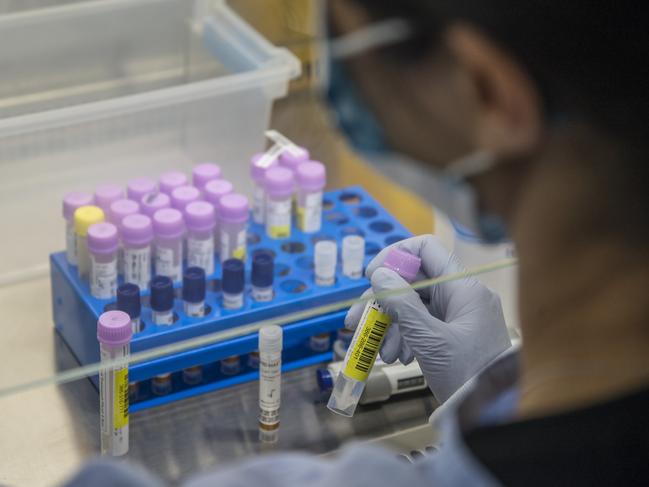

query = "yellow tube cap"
[{"left": 74, "top": 205, "right": 105, "bottom": 237}]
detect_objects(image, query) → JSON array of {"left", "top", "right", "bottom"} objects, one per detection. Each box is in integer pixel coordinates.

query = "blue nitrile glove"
[{"left": 345, "top": 235, "right": 511, "bottom": 403}]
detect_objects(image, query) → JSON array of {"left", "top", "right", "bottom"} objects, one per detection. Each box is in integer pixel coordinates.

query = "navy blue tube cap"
[
  {"left": 222, "top": 258, "right": 245, "bottom": 294},
  {"left": 252, "top": 251, "right": 274, "bottom": 288},
  {"left": 150, "top": 276, "right": 174, "bottom": 312},
  {"left": 116, "top": 283, "right": 141, "bottom": 318},
  {"left": 316, "top": 368, "right": 333, "bottom": 392},
  {"left": 183, "top": 266, "right": 206, "bottom": 303}
]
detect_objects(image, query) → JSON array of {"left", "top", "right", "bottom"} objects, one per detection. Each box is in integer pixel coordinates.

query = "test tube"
[
  {"left": 121, "top": 214, "right": 153, "bottom": 289},
  {"left": 295, "top": 161, "right": 326, "bottom": 233},
  {"left": 222, "top": 258, "right": 245, "bottom": 310},
  {"left": 95, "top": 184, "right": 124, "bottom": 213},
  {"left": 151, "top": 373, "right": 172, "bottom": 396},
  {"left": 314, "top": 240, "right": 337, "bottom": 286},
  {"left": 182, "top": 266, "right": 206, "bottom": 317},
  {"left": 171, "top": 185, "right": 202, "bottom": 213},
  {"left": 116, "top": 283, "right": 142, "bottom": 334},
  {"left": 153, "top": 208, "right": 185, "bottom": 282},
  {"left": 74, "top": 205, "right": 105, "bottom": 280},
  {"left": 220, "top": 356, "right": 241, "bottom": 376},
  {"left": 185, "top": 201, "right": 216, "bottom": 276},
  {"left": 97, "top": 310, "right": 132, "bottom": 456},
  {"left": 109, "top": 199, "right": 140, "bottom": 276},
  {"left": 250, "top": 153, "right": 278, "bottom": 224},
  {"left": 342, "top": 235, "right": 365, "bottom": 279},
  {"left": 327, "top": 248, "right": 421, "bottom": 417},
  {"left": 258, "top": 325, "right": 283, "bottom": 439},
  {"left": 159, "top": 170, "right": 188, "bottom": 195},
  {"left": 264, "top": 167, "right": 294, "bottom": 239},
  {"left": 88, "top": 222, "right": 119, "bottom": 300},
  {"left": 333, "top": 328, "right": 355, "bottom": 361},
  {"left": 204, "top": 179, "right": 233, "bottom": 255},
  {"left": 140, "top": 191, "right": 171, "bottom": 218},
  {"left": 127, "top": 177, "right": 157, "bottom": 202},
  {"left": 219, "top": 194, "right": 249, "bottom": 262},
  {"left": 192, "top": 162, "right": 222, "bottom": 192},
  {"left": 150, "top": 275, "right": 175, "bottom": 325},
  {"left": 62, "top": 191, "right": 94, "bottom": 266},
  {"left": 251, "top": 251, "right": 274, "bottom": 302},
  {"left": 309, "top": 333, "right": 331, "bottom": 352}
]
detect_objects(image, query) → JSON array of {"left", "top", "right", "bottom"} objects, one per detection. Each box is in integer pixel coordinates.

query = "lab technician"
[{"left": 67, "top": 1, "right": 649, "bottom": 485}]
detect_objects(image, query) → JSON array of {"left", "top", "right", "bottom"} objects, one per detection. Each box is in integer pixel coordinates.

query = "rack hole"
[
  {"left": 322, "top": 199, "right": 334, "bottom": 210},
  {"left": 339, "top": 192, "right": 362, "bottom": 204},
  {"left": 296, "top": 256, "right": 314, "bottom": 270},
  {"left": 208, "top": 279, "right": 222, "bottom": 292},
  {"left": 365, "top": 242, "right": 381, "bottom": 256},
  {"left": 280, "top": 241, "right": 306, "bottom": 254},
  {"left": 247, "top": 232, "right": 261, "bottom": 245},
  {"left": 311, "top": 233, "right": 336, "bottom": 244},
  {"left": 325, "top": 212, "right": 349, "bottom": 225},
  {"left": 354, "top": 206, "right": 378, "bottom": 219},
  {"left": 341, "top": 226, "right": 365, "bottom": 238},
  {"left": 280, "top": 279, "right": 308, "bottom": 294},
  {"left": 274, "top": 263, "right": 291, "bottom": 277},
  {"left": 369, "top": 220, "right": 394, "bottom": 233},
  {"left": 253, "top": 248, "right": 276, "bottom": 259},
  {"left": 385, "top": 234, "right": 407, "bottom": 246}
]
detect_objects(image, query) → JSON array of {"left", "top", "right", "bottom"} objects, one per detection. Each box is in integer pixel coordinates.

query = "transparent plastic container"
[{"left": 0, "top": 0, "right": 300, "bottom": 280}]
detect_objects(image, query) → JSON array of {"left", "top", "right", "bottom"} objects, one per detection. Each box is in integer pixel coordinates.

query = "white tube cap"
[{"left": 259, "top": 325, "right": 283, "bottom": 354}]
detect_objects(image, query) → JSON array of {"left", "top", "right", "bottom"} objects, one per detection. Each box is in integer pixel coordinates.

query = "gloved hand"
[{"left": 345, "top": 235, "right": 511, "bottom": 403}]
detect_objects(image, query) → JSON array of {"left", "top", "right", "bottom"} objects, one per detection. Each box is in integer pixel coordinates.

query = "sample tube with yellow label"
[
  {"left": 97, "top": 310, "right": 132, "bottom": 456},
  {"left": 264, "top": 166, "right": 294, "bottom": 239},
  {"left": 327, "top": 248, "right": 421, "bottom": 417}
]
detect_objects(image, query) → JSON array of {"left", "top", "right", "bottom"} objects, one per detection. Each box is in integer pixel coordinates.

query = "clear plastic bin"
[{"left": 0, "top": 0, "right": 300, "bottom": 281}]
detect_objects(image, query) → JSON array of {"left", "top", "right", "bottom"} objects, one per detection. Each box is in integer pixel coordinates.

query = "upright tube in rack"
[
  {"left": 121, "top": 214, "right": 154, "bottom": 289},
  {"left": 314, "top": 240, "right": 337, "bottom": 286},
  {"left": 88, "top": 223, "right": 119, "bottom": 300},
  {"left": 159, "top": 171, "right": 188, "bottom": 196},
  {"left": 295, "top": 161, "right": 326, "bottom": 233},
  {"left": 219, "top": 194, "right": 249, "bottom": 262},
  {"left": 97, "top": 310, "right": 132, "bottom": 456},
  {"left": 63, "top": 192, "right": 94, "bottom": 266},
  {"left": 192, "top": 163, "right": 221, "bottom": 193},
  {"left": 127, "top": 177, "right": 157, "bottom": 203},
  {"left": 74, "top": 205, "right": 105, "bottom": 280},
  {"left": 140, "top": 192, "right": 171, "bottom": 218},
  {"left": 222, "top": 258, "right": 245, "bottom": 310},
  {"left": 327, "top": 248, "right": 421, "bottom": 417},
  {"left": 117, "top": 283, "right": 142, "bottom": 334},
  {"left": 109, "top": 199, "right": 140, "bottom": 276},
  {"left": 264, "top": 167, "right": 294, "bottom": 239},
  {"left": 259, "top": 325, "right": 283, "bottom": 439},
  {"left": 204, "top": 179, "right": 233, "bottom": 255},
  {"left": 185, "top": 201, "right": 216, "bottom": 276},
  {"left": 171, "top": 185, "right": 202, "bottom": 213},
  {"left": 342, "top": 235, "right": 365, "bottom": 279},
  {"left": 250, "top": 153, "right": 278, "bottom": 224},
  {"left": 150, "top": 276, "right": 175, "bottom": 325},
  {"left": 251, "top": 251, "right": 274, "bottom": 302},
  {"left": 95, "top": 184, "right": 124, "bottom": 213},
  {"left": 153, "top": 208, "right": 185, "bottom": 282}
]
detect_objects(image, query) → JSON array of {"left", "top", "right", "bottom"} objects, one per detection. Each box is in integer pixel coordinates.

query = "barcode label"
[{"left": 344, "top": 306, "right": 391, "bottom": 382}]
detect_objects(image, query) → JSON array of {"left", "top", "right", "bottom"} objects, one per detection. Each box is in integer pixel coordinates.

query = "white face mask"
[{"left": 319, "top": 6, "right": 509, "bottom": 243}]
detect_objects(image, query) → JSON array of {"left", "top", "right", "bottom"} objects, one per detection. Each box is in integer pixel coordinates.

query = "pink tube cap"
[
  {"left": 383, "top": 248, "right": 422, "bottom": 283},
  {"left": 127, "top": 177, "right": 157, "bottom": 202},
  {"left": 95, "top": 184, "right": 124, "bottom": 211},
  {"left": 279, "top": 146, "right": 310, "bottom": 171},
  {"left": 250, "top": 153, "right": 278, "bottom": 182},
  {"left": 87, "top": 222, "right": 119, "bottom": 255},
  {"left": 140, "top": 192, "right": 171, "bottom": 217},
  {"left": 296, "top": 161, "right": 326, "bottom": 192},
  {"left": 121, "top": 214, "right": 154, "bottom": 247},
  {"left": 185, "top": 201, "right": 216, "bottom": 232},
  {"left": 204, "top": 179, "right": 234, "bottom": 208},
  {"left": 171, "top": 185, "right": 201, "bottom": 212},
  {"left": 153, "top": 208, "right": 185, "bottom": 239},
  {"left": 192, "top": 163, "right": 222, "bottom": 190},
  {"left": 264, "top": 166, "right": 294, "bottom": 199},
  {"left": 159, "top": 171, "right": 188, "bottom": 195},
  {"left": 97, "top": 310, "right": 132, "bottom": 346},
  {"left": 63, "top": 192, "right": 94, "bottom": 220},
  {"left": 109, "top": 199, "right": 140, "bottom": 227},
  {"left": 219, "top": 193, "right": 249, "bottom": 223}
]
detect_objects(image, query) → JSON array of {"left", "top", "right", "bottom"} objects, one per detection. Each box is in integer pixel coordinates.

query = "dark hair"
[{"left": 351, "top": 0, "right": 649, "bottom": 241}]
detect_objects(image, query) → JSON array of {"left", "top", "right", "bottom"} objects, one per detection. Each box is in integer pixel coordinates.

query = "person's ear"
[{"left": 445, "top": 24, "right": 544, "bottom": 156}]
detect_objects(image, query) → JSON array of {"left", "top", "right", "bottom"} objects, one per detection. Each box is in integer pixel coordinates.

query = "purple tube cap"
[
  {"left": 219, "top": 193, "right": 249, "bottom": 223},
  {"left": 121, "top": 214, "right": 154, "bottom": 247},
  {"left": 171, "top": 185, "right": 201, "bottom": 211},
  {"left": 264, "top": 166, "right": 294, "bottom": 198},
  {"left": 185, "top": 201, "right": 216, "bottom": 232},
  {"left": 383, "top": 248, "right": 422, "bottom": 283},
  {"left": 97, "top": 310, "right": 133, "bottom": 346},
  {"left": 192, "top": 163, "right": 222, "bottom": 189},
  {"left": 127, "top": 177, "right": 157, "bottom": 201},
  {"left": 250, "top": 153, "right": 278, "bottom": 182},
  {"left": 63, "top": 191, "right": 94, "bottom": 220},
  {"left": 87, "top": 222, "right": 119, "bottom": 255},
  {"left": 159, "top": 171, "right": 188, "bottom": 194},
  {"left": 153, "top": 208, "right": 185, "bottom": 239},
  {"left": 95, "top": 184, "right": 124, "bottom": 210},
  {"left": 140, "top": 192, "right": 171, "bottom": 217},
  {"left": 296, "top": 161, "right": 326, "bottom": 192},
  {"left": 109, "top": 199, "right": 140, "bottom": 226},
  {"left": 204, "top": 179, "right": 234, "bottom": 207},
  {"left": 279, "top": 146, "right": 310, "bottom": 170}
]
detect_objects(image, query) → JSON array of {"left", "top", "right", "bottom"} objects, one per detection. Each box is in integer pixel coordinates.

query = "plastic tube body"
[
  {"left": 259, "top": 326, "right": 283, "bottom": 430},
  {"left": 265, "top": 194, "right": 291, "bottom": 239},
  {"left": 314, "top": 240, "right": 337, "bottom": 286},
  {"left": 187, "top": 228, "right": 214, "bottom": 275},
  {"left": 123, "top": 241, "right": 151, "bottom": 289},
  {"left": 155, "top": 236, "right": 183, "bottom": 282},
  {"left": 100, "top": 341, "right": 130, "bottom": 456},
  {"left": 220, "top": 220, "right": 247, "bottom": 262},
  {"left": 296, "top": 189, "right": 323, "bottom": 233},
  {"left": 90, "top": 250, "right": 118, "bottom": 299},
  {"left": 342, "top": 235, "right": 365, "bottom": 279}
]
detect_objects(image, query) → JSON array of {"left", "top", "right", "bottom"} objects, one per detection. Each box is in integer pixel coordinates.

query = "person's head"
[{"left": 326, "top": 0, "right": 649, "bottom": 255}]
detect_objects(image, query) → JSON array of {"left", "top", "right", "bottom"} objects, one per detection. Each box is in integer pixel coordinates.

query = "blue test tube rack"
[{"left": 50, "top": 187, "right": 412, "bottom": 411}]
